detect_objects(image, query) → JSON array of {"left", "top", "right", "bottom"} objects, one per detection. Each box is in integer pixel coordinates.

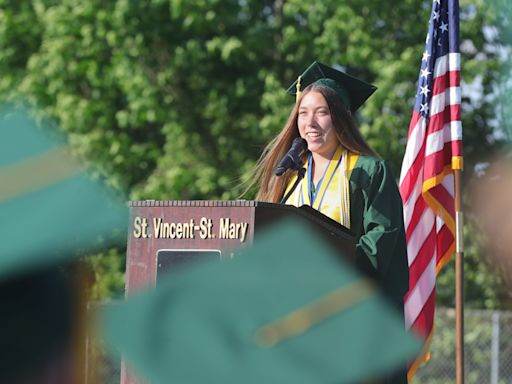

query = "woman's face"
[{"left": 297, "top": 91, "right": 339, "bottom": 158}]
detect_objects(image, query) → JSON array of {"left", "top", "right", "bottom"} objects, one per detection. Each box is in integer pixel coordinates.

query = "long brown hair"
[{"left": 252, "top": 83, "right": 378, "bottom": 203}]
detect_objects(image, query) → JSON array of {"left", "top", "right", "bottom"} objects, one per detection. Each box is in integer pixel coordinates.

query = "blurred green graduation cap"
[
  {"left": 0, "top": 107, "right": 128, "bottom": 280},
  {"left": 102, "top": 219, "right": 419, "bottom": 384},
  {"left": 0, "top": 106, "right": 128, "bottom": 381},
  {"left": 287, "top": 61, "right": 377, "bottom": 112}
]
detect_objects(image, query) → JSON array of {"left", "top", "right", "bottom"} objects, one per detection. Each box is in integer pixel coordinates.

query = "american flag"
[{"left": 399, "top": 0, "right": 462, "bottom": 378}]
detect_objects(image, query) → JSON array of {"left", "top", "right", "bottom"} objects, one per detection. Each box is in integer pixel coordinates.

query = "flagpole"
[{"left": 454, "top": 168, "right": 464, "bottom": 384}]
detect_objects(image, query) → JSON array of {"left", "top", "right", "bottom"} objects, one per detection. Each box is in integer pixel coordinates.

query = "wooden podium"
[{"left": 122, "top": 200, "right": 355, "bottom": 384}]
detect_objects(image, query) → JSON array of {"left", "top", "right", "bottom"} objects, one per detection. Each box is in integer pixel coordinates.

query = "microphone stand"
[{"left": 280, "top": 167, "right": 306, "bottom": 204}]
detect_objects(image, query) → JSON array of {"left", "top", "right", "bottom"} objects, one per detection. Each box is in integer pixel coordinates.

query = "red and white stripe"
[{"left": 400, "top": 51, "right": 462, "bottom": 372}]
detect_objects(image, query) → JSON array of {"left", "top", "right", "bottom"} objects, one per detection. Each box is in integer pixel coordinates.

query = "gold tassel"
[{"left": 295, "top": 75, "right": 302, "bottom": 103}]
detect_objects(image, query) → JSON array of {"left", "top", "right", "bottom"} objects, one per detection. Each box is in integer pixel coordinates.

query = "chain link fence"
[
  {"left": 412, "top": 307, "right": 512, "bottom": 384},
  {"left": 87, "top": 306, "right": 512, "bottom": 384}
]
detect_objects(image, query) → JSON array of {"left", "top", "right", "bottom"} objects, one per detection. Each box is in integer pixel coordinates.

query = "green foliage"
[
  {"left": 87, "top": 248, "right": 126, "bottom": 300},
  {"left": 0, "top": 0, "right": 510, "bottom": 302}
]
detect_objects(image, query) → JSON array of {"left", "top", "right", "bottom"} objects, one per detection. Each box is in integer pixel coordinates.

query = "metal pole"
[
  {"left": 491, "top": 312, "right": 500, "bottom": 384},
  {"left": 454, "top": 169, "right": 464, "bottom": 384}
]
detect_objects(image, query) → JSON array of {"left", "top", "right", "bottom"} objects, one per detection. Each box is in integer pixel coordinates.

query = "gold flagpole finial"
[{"left": 295, "top": 75, "right": 302, "bottom": 103}]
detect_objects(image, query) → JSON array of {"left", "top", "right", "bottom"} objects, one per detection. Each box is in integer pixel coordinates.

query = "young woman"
[{"left": 254, "top": 61, "right": 409, "bottom": 313}]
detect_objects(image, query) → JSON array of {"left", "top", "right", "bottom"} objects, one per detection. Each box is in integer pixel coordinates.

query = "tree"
[{"left": 0, "top": 0, "right": 509, "bottom": 304}]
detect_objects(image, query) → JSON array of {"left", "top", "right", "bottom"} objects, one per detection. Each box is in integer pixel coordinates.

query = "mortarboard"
[
  {"left": 287, "top": 61, "right": 377, "bottom": 112},
  {"left": 0, "top": 107, "right": 128, "bottom": 280},
  {"left": 101, "top": 219, "right": 419, "bottom": 384},
  {"left": 0, "top": 106, "right": 128, "bottom": 382}
]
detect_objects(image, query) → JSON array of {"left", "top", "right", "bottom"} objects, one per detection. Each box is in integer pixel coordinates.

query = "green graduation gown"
[{"left": 284, "top": 150, "right": 409, "bottom": 304}]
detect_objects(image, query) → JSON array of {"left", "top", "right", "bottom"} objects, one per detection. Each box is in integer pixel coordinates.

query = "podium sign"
[{"left": 126, "top": 200, "right": 355, "bottom": 295}]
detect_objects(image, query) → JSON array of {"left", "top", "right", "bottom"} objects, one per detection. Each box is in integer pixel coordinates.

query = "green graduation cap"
[
  {"left": 0, "top": 107, "right": 128, "bottom": 279},
  {"left": 101, "top": 219, "right": 419, "bottom": 384},
  {"left": 0, "top": 106, "right": 128, "bottom": 382},
  {"left": 287, "top": 61, "right": 377, "bottom": 112}
]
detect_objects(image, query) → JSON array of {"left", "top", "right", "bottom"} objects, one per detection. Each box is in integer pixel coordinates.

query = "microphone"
[{"left": 274, "top": 137, "right": 308, "bottom": 176}]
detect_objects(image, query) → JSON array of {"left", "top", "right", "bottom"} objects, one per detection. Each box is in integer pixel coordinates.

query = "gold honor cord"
[
  {"left": 311, "top": 146, "right": 343, "bottom": 211},
  {"left": 255, "top": 279, "right": 376, "bottom": 348},
  {"left": 0, "top": 147, "right": 83, "bottom": 203}
]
